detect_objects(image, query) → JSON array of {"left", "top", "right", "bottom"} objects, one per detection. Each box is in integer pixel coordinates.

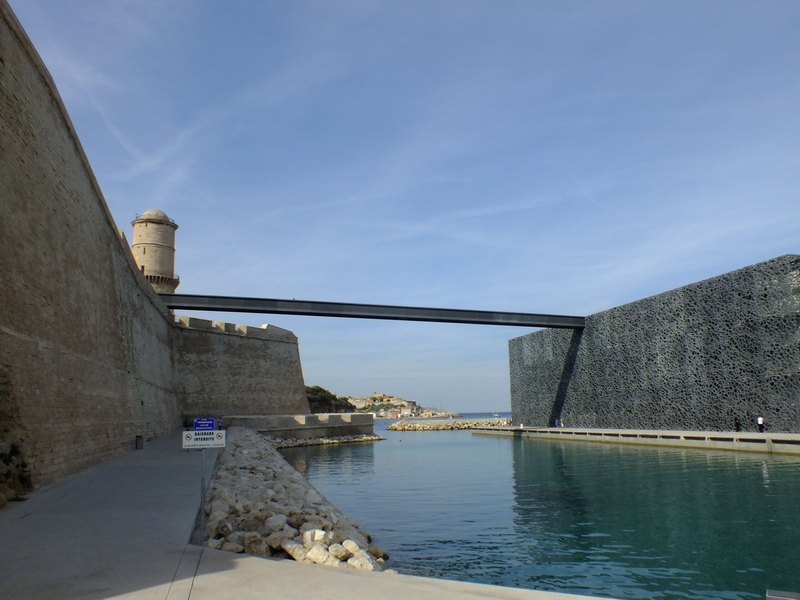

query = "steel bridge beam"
[{"left": 160, "top": 294, "right": 585, "bottom": 329}]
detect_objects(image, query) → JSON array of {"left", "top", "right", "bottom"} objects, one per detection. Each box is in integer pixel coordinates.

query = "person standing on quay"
[{"left": 756, "top": 416, "right": 765, "bottom": 433}]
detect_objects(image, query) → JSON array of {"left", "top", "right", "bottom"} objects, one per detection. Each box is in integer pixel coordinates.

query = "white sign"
[{"left": 182, "top": 430, "right": 226, "bottom": 449}]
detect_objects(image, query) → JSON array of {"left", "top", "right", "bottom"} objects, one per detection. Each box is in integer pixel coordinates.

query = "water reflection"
[
  {"left": 510, "top": 439, "right": 800, "bottom": 598},
  {"left": 277, "top": 428, "right": 800, "bottom": 600},
  {"left": 283, "top": 439, "right": 375, "bottom": 479}
]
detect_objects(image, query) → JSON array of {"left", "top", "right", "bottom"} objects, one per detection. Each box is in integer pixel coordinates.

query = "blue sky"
[{"left": 10, "top": 1, "right": 800, "bottom": 412}]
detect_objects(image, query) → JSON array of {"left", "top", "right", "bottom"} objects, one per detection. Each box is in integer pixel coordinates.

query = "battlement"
[
  {"left": 222, "top": 413, "right": 374, "bottom": 440},
  {"left": 177, "top": 315, "right": 297, "bottom": 343},
  {"left": 145, "top": 274, "right": 180, "bottom": 292}
]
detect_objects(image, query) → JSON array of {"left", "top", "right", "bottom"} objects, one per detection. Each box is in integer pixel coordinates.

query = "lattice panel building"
[{"left": 510, "top": 255, "right": 800, "bottom": 433}]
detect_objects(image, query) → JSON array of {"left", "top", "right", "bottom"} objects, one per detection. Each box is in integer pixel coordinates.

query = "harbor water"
[{"left": 280, "top": 414, "right": 800, "bottom": 599}]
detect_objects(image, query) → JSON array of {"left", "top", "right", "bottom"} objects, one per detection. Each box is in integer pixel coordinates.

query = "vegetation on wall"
[
  {"left": 355, "top": 402, "right": 397, "bottom": 413},
  {"left": 306, "top": 385, "right": 356, "bottom": 414}
]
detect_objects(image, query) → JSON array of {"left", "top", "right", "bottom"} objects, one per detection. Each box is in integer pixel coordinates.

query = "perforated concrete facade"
[{"left": 510, "top": 255, "right": 800, "bottom": 433}]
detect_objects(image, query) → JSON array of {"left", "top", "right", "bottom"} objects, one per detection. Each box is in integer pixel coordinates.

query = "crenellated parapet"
[
  {"left": 177, "top": 316, "right": 298, "bottom": 343},
  {"left": 174, "top": 316, "right": 308, "bottom": 420},
  {"left": 223, "top": 413, "right": 374, "bottom": 439}
]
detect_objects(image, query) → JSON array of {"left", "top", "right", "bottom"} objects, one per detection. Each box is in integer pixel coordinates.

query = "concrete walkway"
[{"left": 0, "top": 432, "right": 601, "bottom": 600}]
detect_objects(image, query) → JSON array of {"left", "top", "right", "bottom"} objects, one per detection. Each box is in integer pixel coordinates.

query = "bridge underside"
[{"left": 160, "top": 294, "right": 585, "bottom": 329}]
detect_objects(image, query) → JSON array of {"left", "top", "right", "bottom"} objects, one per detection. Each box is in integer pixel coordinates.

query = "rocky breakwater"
[
  {"left": 388, "top": 418, "right": 509, "bottom": 431},
  {"left": 267, "top": 433, "right": 383, "bottom": 448},
  {"left": 204, "top": 426, "right": 389, "bottom": 571}
]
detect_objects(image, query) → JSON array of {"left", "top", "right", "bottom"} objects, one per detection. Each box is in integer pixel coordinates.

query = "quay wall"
[
  {"left": 176, "top": 318, "right": 308, "bottom": 421},
  {"left": 510, "top": 255, "right": 800, "bottom": 432},
  {"left": 0, "top": 3, "right": 181, "bottom": 491},
  {"left": 0, "top": 2, "right": 308, "bottom": 502},
  {"left": 224, "top": 413, "right": 374, "bottom": 440}
]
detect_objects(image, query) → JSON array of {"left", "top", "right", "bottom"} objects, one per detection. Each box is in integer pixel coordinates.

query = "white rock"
[
  {"left": 302, "top": 528, "right": 330, "bottom": 549},
  {"left": 221, "top": 541, "right": 245, "bottom": 553},
  {"left": 264, "top": 513, "right": 288, "bottom": 532},
  {"left": 341, "top": 539, "right": 362, "bottom": 554},
  {"left": 305, "top": 543, "right": 344, "bottom": 568},
  {"left": 328, "top": 543, "right": 350, "bottom": 561},
  {"left": 204, "top": 427, "right": 385, "bottom": 572},
  {"left": 280, "top": 539, "right": 308, "bottom": 562},
  {"left": 347, "top": 549, "right": 382, "bottom": 571}
]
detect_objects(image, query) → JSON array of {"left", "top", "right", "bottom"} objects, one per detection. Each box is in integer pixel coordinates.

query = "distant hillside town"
[
  {"left": 306, "top": 386, "right": 458, "bottom": 419},
  {"left": 348, "top": 392, "right": 459, "bottom": 420}
]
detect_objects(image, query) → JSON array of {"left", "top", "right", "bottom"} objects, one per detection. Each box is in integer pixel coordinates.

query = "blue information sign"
[{"left": 193, "top": 418, "right": 217, "bottom": 431}]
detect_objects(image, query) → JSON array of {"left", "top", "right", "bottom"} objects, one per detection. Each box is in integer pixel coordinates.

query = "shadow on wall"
[{"left": 548, "top": 328, "right": 583, "bottom": 428}]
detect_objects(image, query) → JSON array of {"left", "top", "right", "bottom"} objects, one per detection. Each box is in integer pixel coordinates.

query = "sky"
[{"left": 9, "top": 1, "right": 800, "bottom": 412}]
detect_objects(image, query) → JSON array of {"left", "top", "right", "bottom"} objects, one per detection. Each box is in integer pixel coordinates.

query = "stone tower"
[{"left": 131, "top": 209, "right": 180, "bottom": 294}]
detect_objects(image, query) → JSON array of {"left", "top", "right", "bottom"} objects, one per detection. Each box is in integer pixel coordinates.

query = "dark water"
[{"left": 280, "top": 415, "right": 800, "bottom": 599}]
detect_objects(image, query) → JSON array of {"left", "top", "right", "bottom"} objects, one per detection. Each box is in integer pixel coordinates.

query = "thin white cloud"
[{"left": 10, "top": 0, "right": 800, "bottom": 411}]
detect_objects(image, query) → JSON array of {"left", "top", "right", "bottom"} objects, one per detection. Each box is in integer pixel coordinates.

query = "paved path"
[{"left": 0, "top": 432, "right": 600, "bottom": 600}]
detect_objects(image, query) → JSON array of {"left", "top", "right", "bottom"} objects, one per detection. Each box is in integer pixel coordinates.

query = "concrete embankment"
[
  {"left": 474, "top": 427, "right": 800, "bottom": 456},
  {"left": 203, "top": 426, "right": 390, "bottom": 571},
  {"left": 388, "top": 418, "right": 509, "bottom": 431}
]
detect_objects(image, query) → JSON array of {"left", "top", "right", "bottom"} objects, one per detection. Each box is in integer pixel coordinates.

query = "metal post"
[{"left": 199, "top": 449, "right": 206, "bottom": 542}]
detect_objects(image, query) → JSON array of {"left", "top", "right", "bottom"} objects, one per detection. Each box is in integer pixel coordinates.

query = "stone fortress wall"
[
  {"left": 0, "top": 2, "right": 308, "bottom": 503},
  {"left": 175, "top": 317, "right": 307, "bottom": 421},
  {"left": 510, "top": 255, "right": 800, "bottom": 433}
]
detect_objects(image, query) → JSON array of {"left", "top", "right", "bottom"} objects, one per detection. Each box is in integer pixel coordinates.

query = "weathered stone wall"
[
  {"left": 176, "top": 318, "right": 309, "bottom": 420},
  {"left": 225, "top": 413, "right": 372, "bottom": 439},
  {"left": 0, "top": 3, "right": 309, "bottom": 501},
  {"left": 0, "top": 3, "right": 182, "bottom": 493},
  {"left": 510, "top": 255, "right": 800, "bottom": 433}
]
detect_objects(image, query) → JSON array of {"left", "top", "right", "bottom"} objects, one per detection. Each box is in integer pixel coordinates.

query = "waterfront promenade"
[
  {"left": 473, "top": 426, "right": 800, "bottom": 455},
  {"left": 0, "top": 431, "right": 602, "bottom": 600}
]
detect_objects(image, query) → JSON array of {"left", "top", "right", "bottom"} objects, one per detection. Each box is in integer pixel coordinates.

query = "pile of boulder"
[
  {"left": 203, "top": 426, "right": 390, "bottom": 572},
  {"left": 388, "top": 418, "right": 509, "bottom": 431},
  {"left": 265, "top": 433, "right": 383, "bottom": 448}
]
